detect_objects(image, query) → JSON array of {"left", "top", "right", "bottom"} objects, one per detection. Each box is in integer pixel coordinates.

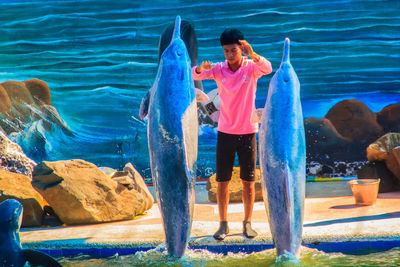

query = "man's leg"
[
  {"left": 238, "top": 133, "right": 258, "bottom": 239},
  {"left": 214, "top": 132, "right": 235, "bottom": 240},
  {"left": 242, "top": 180, "right": 257, "bottom": 238},
  {"left": 242, "top": 180, "right": 255, "bottom": 222},
  {"left": 217, "top": 181, "right": 230, "bottom": 221},
  {"left": 213, "top": 181, "right": 230, "bottom": 240}
]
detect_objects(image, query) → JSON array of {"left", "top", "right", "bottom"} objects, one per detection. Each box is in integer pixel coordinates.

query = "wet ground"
[{"left": 21, "top": 181, "right": 400, "bottom": 251}]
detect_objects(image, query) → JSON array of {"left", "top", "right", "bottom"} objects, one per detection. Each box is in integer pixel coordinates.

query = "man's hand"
[
  {"left": 239, "top": 40, "right": 260, "bottom": 62},
  {"left": 196, "top": 61, "right": 214, "bottom": 73}
]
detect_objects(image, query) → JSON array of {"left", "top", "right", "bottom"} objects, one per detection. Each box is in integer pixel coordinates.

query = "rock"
[
  {"left": 32, "top": 159, "right": 144, "bottom": 225},
  {"left": 366, "top": 133, "right": 400, "bottom": 162},
  {"left": 0, "top": 115, "right": 21, "bottom": 135},
  {"left": 123, "top": 162, "right": 154, "bottom": 213},
  {"left": 325, "top": 99, "right": 384, "bottom": 145},
  {"left": 304, "top": 117, "right": 356, "bottom": 162},
  {"left": 377, "top": 104, "right": 400, "bottom": 133},
  {"left": 386, "top": 147, "right": 400, "bottom": 181},
  {"left": 0, "top": 85, "right": 11, "bottom": 114},
  {"left": 0, "top": 131, "right": 37, "bottom": 178},
  {"left": 31, "top": 161, "right": 64, "bottom": 190},
  {"left": 206, "top": 167, "right": 263, "bottom": 203},
  {"left": 111, "top": 171, "right": 133, "bottom": 187},
  {"left": 24, "top": 79, "right": 51, "bottom": 106},
  {"left": 0, "top": 170, "right": 45, "bottom": 227},
  {"left": 1, "top": 81, "right": 34, "bottom": 106},
  {"left": 357, "top": 162, "right": 399, "bottom": 193},
  {"left": 42, "top": 206, "right": 63, "bottom": 227},
  {"left": 0, "top": 79, "right": 70, "bottom": 139}
]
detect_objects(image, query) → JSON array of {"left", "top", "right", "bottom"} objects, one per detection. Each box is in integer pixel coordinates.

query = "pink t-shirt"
[{"left": 192, "top": 56, "right": 272, "bottom": 134}]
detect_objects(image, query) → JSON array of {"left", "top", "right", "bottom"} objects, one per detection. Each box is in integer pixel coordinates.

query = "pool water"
[{"left": 55, "top": 246, "right": 400, "bottom": 266}]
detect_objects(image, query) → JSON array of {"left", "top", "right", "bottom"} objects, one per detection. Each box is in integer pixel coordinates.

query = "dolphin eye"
[{"left": 176, "top": 50, "right": 182, "bottom": 56}]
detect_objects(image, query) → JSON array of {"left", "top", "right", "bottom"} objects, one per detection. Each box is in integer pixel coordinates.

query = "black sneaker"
[
  {"left": 213, "top": 221, "right": 229, "bottom": 240},
  {"left": 243, "top": 221, "right": 257, "bottom": 239}
]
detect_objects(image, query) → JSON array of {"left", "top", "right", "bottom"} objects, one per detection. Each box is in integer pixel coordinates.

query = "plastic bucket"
[{"left": 348, "top": 179, "right": 380, "bottom": 206}]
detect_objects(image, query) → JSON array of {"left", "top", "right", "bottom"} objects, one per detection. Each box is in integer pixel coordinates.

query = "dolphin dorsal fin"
[
  {"left": 172, "top": 16, "right": 181, "bottom": 40},
  {"left": 282, "top": 38, "right": 290, "bottom": 63}
]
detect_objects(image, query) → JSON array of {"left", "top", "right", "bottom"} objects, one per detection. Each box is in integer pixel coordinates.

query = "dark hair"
[{"left": 220, "top": 29, "right": 244, "bottom": 46}]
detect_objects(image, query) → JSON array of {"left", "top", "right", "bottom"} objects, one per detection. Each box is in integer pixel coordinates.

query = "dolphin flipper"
[
  {"left": 284, "top": 168, "right": 292, "bottom": 213},
  {"left": 22, "top": 249, "right": 61, "bottom": 267},
  {"left": 139, "top": 90, "right": 151, "bottom": 120}
]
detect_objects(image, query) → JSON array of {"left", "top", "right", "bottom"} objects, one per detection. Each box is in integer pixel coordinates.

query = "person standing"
[{"left": 192, "top": 29, "right": 272, "bottom": 240}]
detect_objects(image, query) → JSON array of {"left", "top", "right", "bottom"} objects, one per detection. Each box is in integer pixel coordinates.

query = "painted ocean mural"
[{"left": 0, "top": 0, "right": 399, "bottom": 179}]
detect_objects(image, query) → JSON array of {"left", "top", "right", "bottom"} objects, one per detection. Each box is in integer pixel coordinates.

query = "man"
[{"left": 192, "top": 29, "right": 272, "bottom": 240}]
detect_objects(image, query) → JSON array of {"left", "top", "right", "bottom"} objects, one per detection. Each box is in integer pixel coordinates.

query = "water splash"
[
  {"left": 4, "top": 102, "right": 73, "bottom": 162},
  {"left": 56, "top": 246, "right": 400, "bottom": 266}
]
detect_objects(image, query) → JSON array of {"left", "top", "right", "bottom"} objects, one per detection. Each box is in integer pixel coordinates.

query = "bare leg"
[
  {"left": 242, "top": 180, "right": 257, "bottom": 238},
  {"left": 217, "top": 181, "right": 230, "bottom": 221},
  {"left": 213, "top": 181, "right": 230, "bottom": 240},
  {"left": 242, "top": 180, "right": 255, "bottom": 221}
]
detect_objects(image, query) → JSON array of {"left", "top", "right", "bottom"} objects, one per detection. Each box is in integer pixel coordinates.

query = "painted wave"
[{"left": 0, "top": 0, "right": 398, "bottom": 177}]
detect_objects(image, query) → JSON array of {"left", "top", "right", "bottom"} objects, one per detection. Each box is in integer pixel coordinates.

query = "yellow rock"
[
  {"left": 123, "top": 162, "right": 154, "bottom": 213},
  {"left": 32, "top": 159, "right": 143, "bottom": 225},
  {"left": 1, "top": 81, "right": 34, "bottom": 105},
  {"left": 206, "top": 167, "right": 263, "bottom": 203},
  {"left": 0, "top": 170, "right": 45, "bottom": 227},
  {"left": 0, "top": 85, "right": 11, "bottom": 114},
  {"left": 24, "top": 79, "right": 51, "bottom": 105}
]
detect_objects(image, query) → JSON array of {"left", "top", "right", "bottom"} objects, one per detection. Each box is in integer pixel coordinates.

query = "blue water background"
[{"left": 0, "top": 0, "right": 399, "bottom": 178}]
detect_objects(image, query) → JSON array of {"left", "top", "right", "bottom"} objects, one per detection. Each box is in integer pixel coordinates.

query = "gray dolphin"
[
  {"left": 147, "top": 16, "right": 197, "bottom": 258},
  {"left": 259, "top": 38, "right": 306, "bottom": 259},
  {"left": 139, "top": 18, "right": 216, "bottom": 127},
  {"left": 0, "top": 199, "right": 61, "bottom": 267}
]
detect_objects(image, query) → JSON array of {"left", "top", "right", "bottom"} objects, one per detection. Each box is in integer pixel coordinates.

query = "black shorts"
[{"left": 216, "top": 131, "right": 257, "bottom": 182}]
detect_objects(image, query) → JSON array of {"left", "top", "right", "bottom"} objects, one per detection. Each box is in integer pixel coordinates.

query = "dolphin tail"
[
  {"left": 22, "top": 249, "right": 61, "bottom": 267},
  {"left": 282, "top": 38, "right": 290, "bottom": 63}
]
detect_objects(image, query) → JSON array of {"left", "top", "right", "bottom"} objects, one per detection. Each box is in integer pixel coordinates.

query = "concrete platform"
[{"left": 21, "top": 182, "right": 400, "bottom": 252}]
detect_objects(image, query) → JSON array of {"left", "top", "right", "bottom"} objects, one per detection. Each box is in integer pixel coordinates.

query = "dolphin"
[
  {"left": 259, "top": 38, "right": 305, "bottom": 259},
  {"left": 147, "top": 16, "right": 197, "bottom": 258},
  {"left": 139, "top": 18, "right": 215, "bottom": 127},
  {"left": 0, "top": 199, "right": 61, "bottom": 267}
]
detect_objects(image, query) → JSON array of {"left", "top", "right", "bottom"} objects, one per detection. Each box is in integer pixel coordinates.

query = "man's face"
[{"left": 223, "top": 43, "right": 242, "bottom": 64}]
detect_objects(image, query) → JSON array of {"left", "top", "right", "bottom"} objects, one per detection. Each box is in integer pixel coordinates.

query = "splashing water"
[
  {"left": 7, "top": 103, "right": 73, "bottom": 161},
  {"left": 55, "top": 246, "right": 400, "bottom": 267}
]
